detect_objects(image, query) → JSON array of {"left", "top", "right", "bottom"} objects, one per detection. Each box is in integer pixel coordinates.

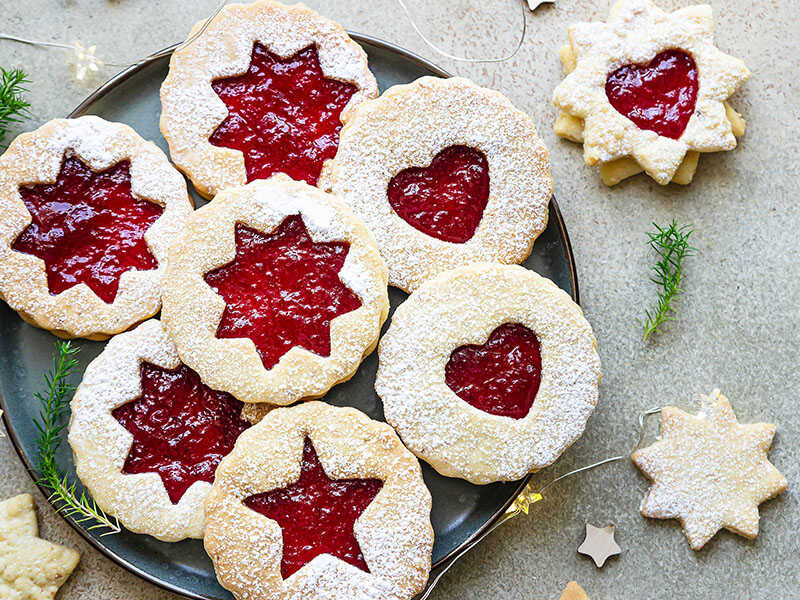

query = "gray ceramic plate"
[{"left": 0, "top": 33, "right": 578, "bottom": 599}]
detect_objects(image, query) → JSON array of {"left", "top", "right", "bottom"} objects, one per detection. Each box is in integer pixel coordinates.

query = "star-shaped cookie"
[
  {"left": 554, "top": 41, "right": 746, "bottom": 186},
  {"left": 577, "top": 523, "right": 621, "bottom": 567},
  {"left": 552, "top": 0, "right": 749, "bottom": 185},
  {"left": 632, "top": 390, "right": 787, "bottom": 549},
  {"left": 559, "top": 581, "right": 591, "bottom": 600},
  {"left": 0, "top": 494, "right": 80, "bottom": 600}
]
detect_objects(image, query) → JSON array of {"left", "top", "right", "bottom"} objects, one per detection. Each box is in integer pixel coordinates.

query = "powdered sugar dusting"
[
  {"left": 204, "top": 401, "right": 433, "bottom": 600},
  {"left": 552, "top": 0, "right": 749, "bottom": 184},
  {"left": 161, "top": 175, "right": 389, "bottom": 406},
  {"left": 323, "top": 76, "right": 553, "bottom": 292},
  {"left": 159, "top": 0, "right": 379, "bottom": 199},
  {"left": 631, "top": 390, "right": 787, "bottom": 550},
  {"left": 68, "top": 320, "right": 211, "bottom": 542},
  {"left": 0, "top": 117, "right": 192, "bottom": 339},
  {"left": 376, "top": 263, "right": 601, "bottom": 484}
]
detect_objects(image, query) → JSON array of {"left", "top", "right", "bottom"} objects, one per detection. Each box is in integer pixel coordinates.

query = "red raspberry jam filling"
[
  {"left": 210, "top": 43, "right": 357, "bottom": 186},
  {"left": 112, "top": 362, "right": 250, "bottom": 504},
  {"left": 387, "top": 145, "right": 490, "bottom": 243},
  {"left": 12, "top": 156, "right": 162, "bottom": 303},
  {"left": 244, "top": 437, "right": 383, "bottom": 579},
  {"left": 445, "top": 323, "right": 542, "bottom": 420},
  {"left": 203, "top": 215, "right": 362, "bottom": 370},
  {"left": 605, "top": 49, "right": 699, "bottom": 140}
]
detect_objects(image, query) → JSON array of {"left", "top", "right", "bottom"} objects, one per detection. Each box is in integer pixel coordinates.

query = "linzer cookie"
[
  {"left": 68, "top": 319, "right": 253, "bottom": 541},
  {"left": 0, "top": 116, "right": 192, "bottom": 339},
  {"left": 321, "top": 76, "right": 552, "bottom": 292},
  {"left": 204, "top": 401, "right": 433, "bottom": 600},
  {"left": 161, "top": 175, "right": 389, "bottom": 406},
  {"left": 552, "top": 0, "right": 749, "bottom": 185},
  {"left": 160, "top": 0, "right": 378, "bottom": 198},
  {"left": 376, "top": 263, "right": 601, "bottom": 484}
]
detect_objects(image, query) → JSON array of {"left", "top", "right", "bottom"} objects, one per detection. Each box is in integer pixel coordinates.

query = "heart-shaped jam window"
[
  {"left": 445, "top": 323, "right": 542, "bottom": 420},
  {"left": 605, "top": 49, "right": 699, "bottom": 140},
  {"left": 387, "top": 145, "right": 489, "bottom": 243}
]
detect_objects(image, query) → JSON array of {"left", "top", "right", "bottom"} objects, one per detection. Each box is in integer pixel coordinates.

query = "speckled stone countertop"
[{"left": 1, "top": 1, "right": 797, "bottom": 598}]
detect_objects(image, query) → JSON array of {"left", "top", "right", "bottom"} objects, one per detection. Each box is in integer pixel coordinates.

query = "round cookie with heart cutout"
[
  {"left": 552, "top": 0, "right": 749, "bottom": 185},
  {"left": 204, "top": 401, "right": 433, "bottom": 600},
  {"left": 160, "top": 0, "right": 379, "bottom": 198},
  {"left": 161, "top": 174, "right": 389, "bottom": 406},
  {"left": 0, "top": 116, "right": 193, "bottom": 340},
  {"left": 320, "top": 76, "right": 553, "bottom": 292},
  {"left": 376, "top": 263, "right": 601, "bottom": 484}
]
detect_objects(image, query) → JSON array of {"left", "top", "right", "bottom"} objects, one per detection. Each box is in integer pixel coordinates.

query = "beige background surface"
[{"left": 1, "top": 1, "right": 798, "bottom": 598}]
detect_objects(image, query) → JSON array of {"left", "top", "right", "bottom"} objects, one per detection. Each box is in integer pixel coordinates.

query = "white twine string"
[
  {"left": 0, "top": 0, "right": 226, "bottom": 75},
  {"left": 395, "top": 0, "right": 528, "bottom": 63},
  {"left": 0, "top": 0, "right": 537, "bottom": 73},
  {"left": 537, "top": 405, "right": 664, "bottom": 496},
  {"left": 419, "top": 405, "right": 665, "bottom": 598}
]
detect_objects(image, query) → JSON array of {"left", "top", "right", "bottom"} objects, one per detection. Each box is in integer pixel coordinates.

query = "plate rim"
[{"left": 0, "top": 31, "right": 580, "bottom": 600}]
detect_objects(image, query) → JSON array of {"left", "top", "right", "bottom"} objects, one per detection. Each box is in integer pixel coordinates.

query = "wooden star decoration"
[
  {"left": 0, "top": 494, "right": 80, "bottom": 599},
  {"left": 577, "top": 523, "right": 621, "bottom": 567},
  {"left": 559, "top": 581, "right": 591, "bottom": 600},
  {"left": 632, "top": 390, "right": 787, "bottom": 550}
]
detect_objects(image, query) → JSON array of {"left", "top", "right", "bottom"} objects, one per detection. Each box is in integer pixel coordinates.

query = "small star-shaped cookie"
[
  {"left": 577, "top": 523, "right": 621, "bottom": 567},
  {"left": 552, "top": 0, "right": 749, "bottom": 185},
  {"left": 0, "top": 494, "right": 80, "bottom": 600},
  {"left": 632, "top": 390, "right": 787, "bottom": 550},
  {"left": 559, "top": 581, "right": 591, "bottom": 600}
]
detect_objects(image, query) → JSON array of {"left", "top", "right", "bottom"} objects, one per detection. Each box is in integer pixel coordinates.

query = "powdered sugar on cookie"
[
  {"left": 552, "top": 0, "right": 749, "bottom": 184},
  {"left": 204, "top": 401, "right": 433, "bottom": 600},
  {"left": 0, "top": 116, "right": 192, "bottom": 339},
  {"left": 632, "top": 390, "right": 787, "bottom": 549},
  {"left": 376, "top": 263, "right": 601, "bottom": 484},
  {"left": 69, "top": 320, "right": 211, "bottom": 541},
  {"left": 323, "top": 76, "right": 553, "bottom": 292},
  {"left": 160, "top": 0, "right": 378, "bottom": 198},
  {"left": 162, "top": 175, "right": 389, "bottom": 406}
]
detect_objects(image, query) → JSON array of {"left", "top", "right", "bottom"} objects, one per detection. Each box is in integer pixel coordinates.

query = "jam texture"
[
  {"left": 12, "top": 156, "right": 162, "bottom": 303},
  {"left": 244, "top": 437, "right": 383, "bottom": 579},
  {"left": 210, "top": 43, "right": 357, "bottom": 186},
  {"left": 112, "top": 362, "right": 250, "bottom": 504},
  {"left": 445, "top": 323, "right": 542, "bottom": 420},
  {"left": 387, "top": 145, "right": 490, "bottom": 243},
  {"left": 605, "top": 49, "right": 699, "bottom": 140},
  {"left": 203, "top": 215, "right": 362, "bottom": 370}
]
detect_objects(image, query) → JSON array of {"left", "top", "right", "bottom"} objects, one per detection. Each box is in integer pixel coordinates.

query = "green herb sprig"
[
  {"left": 0, "top": 68, "right": 31, "bottom": 146},
  {"left": 641, "top": 220, "right": 696, "bottom": 341},
  {"left": 34, "top": 341, "right": 120, "bottom": 535}
]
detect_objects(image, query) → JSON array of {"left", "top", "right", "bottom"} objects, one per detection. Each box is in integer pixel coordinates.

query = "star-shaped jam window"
[
  {"left": 632, "top": 390, "right": 787, "bottom": 549},
  {"left": 244, "top": 437, "right": 383, "bottom": 579},
  {"left": 203, "top": 214, "right": 362, "bottom": 370},
  {"left": 209, "top": 43, "right": 357, "bottom": 186},
  {"left": 11, "top": 156, "right": 163, "bottom": 303},
  {"left": 112, "top": 361, "right": 251, "bottom": 504}
]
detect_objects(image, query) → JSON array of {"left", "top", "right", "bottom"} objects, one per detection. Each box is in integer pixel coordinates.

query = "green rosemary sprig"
[
  {"left": 33, "top": 341, "right": 120, "bottom": 535},
  {"left": 641, "top": 220, "right": 696, "bottom": 341},
  {"left": 0, "top": 68, "right": 31, "bottom": 146}
]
